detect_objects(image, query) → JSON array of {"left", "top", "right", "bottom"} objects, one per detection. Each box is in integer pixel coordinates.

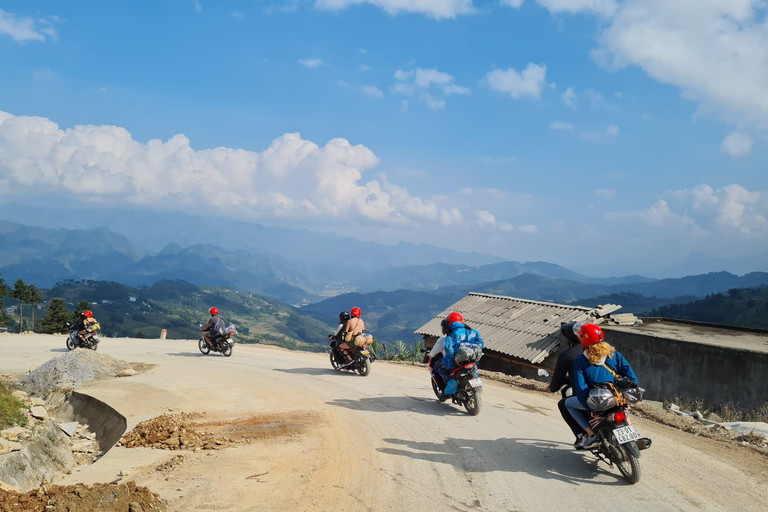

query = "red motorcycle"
[{"left": 428, "top": 356, "right": 483, "bottom": 416}]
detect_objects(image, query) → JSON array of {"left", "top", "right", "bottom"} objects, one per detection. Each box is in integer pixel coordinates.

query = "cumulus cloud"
[
  {"left": 607, "top": 184, "right": 768, "bottom": 237},
  {"left": 0, "top": 111, "right": 458, "bottom": 227},
  {"left": 550, "top": 121, "right": 574, "bottom": 131},
  {"left": 536, "top": 0, "right": 616, "bottom": 16},
  {"left": 393, "top": 67, "right": 469, "bottom": 110},
  {"left": 361, "top": 86, "right": 384, "bottom": 98},
  {"left": 484, "top": 63, "right": 552, "bottom": 100},
  {"left": 586, "top": 0, "right": 768, "bottom": 134},
  {"left": 298, "top": 58, "right": 324, "bottom": 68},
  {"left": 0, "top": 8, "right": 57, "bottom": 42},
  {"left": 721, "top": 133, "right": 753, "bottom": 157},
  {"left": 606, "top": 124, "right": 619, "bottom": 136},
  {"left": 502, "top": 0, "right": 526, "bottom": 7},
  {"left": 518, "top": 224, "right": 538, "bottom": 234},
  {"left": 474, "top": 210, "right": 516, "bottom": 232},
  {"left": 314, "top": 0, "right": 475, "bottom": 19}
]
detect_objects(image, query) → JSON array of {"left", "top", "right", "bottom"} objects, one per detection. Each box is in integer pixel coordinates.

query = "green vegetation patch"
[{"left": 0, "top": 382, "right": 28, "bottom": 429}]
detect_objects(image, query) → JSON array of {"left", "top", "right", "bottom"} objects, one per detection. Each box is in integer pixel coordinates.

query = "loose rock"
[
  {"left": 30, "top": 406, "right": 48, "bottom": 419},
  {"left": 118, "top": 369, "right": 139, "bottom": 377},
  {"left": 58, "top": 422, "right": 79, "bottom": 437}
]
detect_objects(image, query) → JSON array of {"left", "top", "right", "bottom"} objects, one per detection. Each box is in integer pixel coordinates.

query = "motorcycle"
[
  {"left": 329, "top": 334, "right": 373, "bottom": 376},
  {"left": 586, "top": 405, "right": 652, "bottom": 484},
  {"left": 65, "top": 322, "right": 101, "bottom": 351},
  {"left": 428, "top": 355, "right": 483, "bottom": 416},
  {"left": 198, "top": 324, "right": 237, "bottom": 357}
]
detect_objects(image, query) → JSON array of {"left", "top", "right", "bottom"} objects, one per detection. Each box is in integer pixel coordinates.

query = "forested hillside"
[{"left": 648, "top": 286, "right": 768, "bottom": 329}]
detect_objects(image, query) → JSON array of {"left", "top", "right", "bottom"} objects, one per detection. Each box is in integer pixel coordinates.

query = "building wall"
[
  {"left": 604, "top": 327, "right": 768, "bottom": 408},
  {"left": 478, "top": 349, "right": 556, "bottom": 382}
]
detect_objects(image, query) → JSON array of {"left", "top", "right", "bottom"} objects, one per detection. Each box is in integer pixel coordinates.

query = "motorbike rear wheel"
[
  {"left": 357, "top": 358, "right": 371, "bottom": 376},
  {"left": 198, "top": 338, "right": 210, "bottom": 355},
  {"left": 614, "top": 440, "right": 642, "bottom": 484},
  {"left": 221, "top": 342, "right": 233, "bottom": 357},
  {"left": 464, "top": 387, "right": 482, "bottom": 416}
]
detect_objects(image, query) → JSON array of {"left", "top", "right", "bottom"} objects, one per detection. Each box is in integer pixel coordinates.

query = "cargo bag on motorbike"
[
  {"left": 454, "top": 343, "right": 483, "bottom": 365},
  {"left": 354, "top": 333, "right": 374, "bottom": 347},
  {"left": 587, "top": 364, "right": 645, "bottom": 411}
]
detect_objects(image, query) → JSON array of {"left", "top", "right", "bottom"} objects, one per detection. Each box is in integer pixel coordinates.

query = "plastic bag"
[{"left": 586, "top": 387, "right": 618, "bottom": 412}]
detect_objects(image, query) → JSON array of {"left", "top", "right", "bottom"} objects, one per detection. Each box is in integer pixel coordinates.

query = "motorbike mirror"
[
  {"left": 419, "top": 349, "right": 427, "bottom": 353},
  {"left": 537, "top": 369, "right": 550, "bottom": 378}
]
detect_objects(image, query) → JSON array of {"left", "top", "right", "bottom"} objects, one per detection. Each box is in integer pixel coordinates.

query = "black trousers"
[{"left": 558, "top": 396, "right": 585, "bottom": 438}]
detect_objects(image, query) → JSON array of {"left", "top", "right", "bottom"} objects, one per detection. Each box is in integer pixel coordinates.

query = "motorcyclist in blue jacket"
[{"left": 434, "top": 312, "right": 484, "bottom": 395}]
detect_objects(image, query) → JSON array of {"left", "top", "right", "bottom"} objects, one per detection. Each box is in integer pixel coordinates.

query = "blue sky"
[{"left": 0, "top": 0, "right": 767, "bottom": 276}]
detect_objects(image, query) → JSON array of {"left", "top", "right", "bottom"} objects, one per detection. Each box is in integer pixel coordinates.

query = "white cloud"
[
  {"left": 594, "top": 188, "right": 616, "bottom": 200},
  {"left": 606, "top": 124, "right": 619, "bottom": 136},
  {"left": 298, "top": 58, "right": 324, "bottom": 68},
  {"left": 484, "top": 63, "right": 552, "bottom": 100},
  {"left": 0, "top": 111, "right": 456, "bottom": 227},
  {"left": 518, "top": 224, "right": 538, "bottom": 234},
  {"left": 475, "top": 210, "right": 498, "bottom": 229},
  {"left": 550, "top": 121, "right": 574, "bottom": 131},
  {"left": 441, "top": 207, "right": 463, "bottom": 226},
  {"left": 194, "top": 2, "right": 203, "bottom": 12},
  {"left": 502, "top": 0, "right": 526, "bottom": 7},
  {"left": 314, "top": 0, "right": 475, "bottom": 20},
  {"left": 393, "top": 67, "right": 469, "bottom": 109},
  {"left": 721, "top": 133, "right": 753, "bottom": 157},
  {"left": 607, "top": 183, "right": 768, "bottom": 237},
  {"left": 536, "top": 0, "right": 616, "bottom": 16},
  {"left": 358, "top": 64, "right": 371, "bottom": 71},
  {"left": 561, "top": 87, "right": 577, "bottom": 107},
  {"left": 588, "top": 0, "right": 768, "bottom": 131},
  {"left": 0, "top": 8, "right": 57, "bottom": 42},
  {"left": 361, "top": 85, "right": 384, "bottom": 98}
]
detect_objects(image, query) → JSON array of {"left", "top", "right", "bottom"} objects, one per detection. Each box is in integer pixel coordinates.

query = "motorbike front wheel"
[
  {"left": 357, "top": 358, "right": 371, "bottom": 376},
  {"left": 330, "top": 351, "right": 341, "bottom": 370},
  {"left": 464, "top": 387, "right": 482, "bottom": 416},
  {"left": 65, "top": 337, "right": 75, "bottom": 351},
  {"left": 613, "top": 439, "right": 642, "bottom": 484},
  {"left": 198, "top": 338, "right": 210, "bottom": 355},
  {"left": 431, "top": 378, "right": 449, "bottom": 402}
]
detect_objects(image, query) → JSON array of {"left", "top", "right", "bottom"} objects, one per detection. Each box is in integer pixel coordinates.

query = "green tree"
[
  {"left": 136, "top": 331, "right": 145, "bottom": 338},
  {"left": 0, "top": 274, "right": 7, "bottom": 325},
  {"left": 73, "top": 300, "right": 90, "bottom": 323},
  {"left": 28, "top": 285, "right": 43, "bottom": 332},
  {"left": 10, "top": 279, "right": 30, "bottom": 333},
  {"left": 38, "top": 298, "right": 72, "bottom": 334}
]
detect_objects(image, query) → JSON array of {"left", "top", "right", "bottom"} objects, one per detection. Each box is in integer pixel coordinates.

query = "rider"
[
  {"left": 201, "top": 307, "right": 227, "bottom": 348},
  {"left": 547, "top": 322, "right": 586, "bottom": 447},
  {"left": 72, "top": 310, "right": 98, "bottom": 345},
  {"left": 338, "top": 307, "right": 365, "bottom": 366},
  {"left": 436, "top": 312, "right": 484, "bottom": 395},
  {"left": 329, "top": 311, "right": 351, "bottom": 363},
  {"left": 428, "top": 318, "right": 451, "bottom": 391},
  {"left": 566, "top": 323, "right": 639, "bottom": 450}
]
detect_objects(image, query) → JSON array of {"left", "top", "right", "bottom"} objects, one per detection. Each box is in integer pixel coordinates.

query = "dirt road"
[{"left": 2, "top": 335, "right": 767, "bottom": 511}]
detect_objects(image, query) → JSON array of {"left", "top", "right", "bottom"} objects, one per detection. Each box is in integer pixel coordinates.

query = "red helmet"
[
  {"left": 83, "top": 310, "right": 93, "bottom": 318},
  {"left": 576, "top": 323, "right": 604, "bottom": 348},
  {"left": 351, "top": 307, "right": 361, "bottom": 318},
  {"left": 210, "top": 307, "right": 219, "bottom": 316},
  {"left": 445, "top": 312, "right": 463, "bottom": 325}
]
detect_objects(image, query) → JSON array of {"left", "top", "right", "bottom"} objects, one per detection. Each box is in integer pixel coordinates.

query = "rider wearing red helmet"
[
  {"left": 566, "top": 322, "right": 639, "bottom": 450},
  {"left": 338, "top": 307, "right": 365, "bottom": 366},
  {"left": 433, "top": 311, "right": 484, "bottom": 394},
  {"left": 201, "top": 307, "right": 226, "bottom": 348},
  {"left": 73, "top": 309, "right": 98, "bottom": 344}
]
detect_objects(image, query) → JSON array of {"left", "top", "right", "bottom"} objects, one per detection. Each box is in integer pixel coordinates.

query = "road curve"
[{"left": 2, "top": 335, "right": 766, "bottom": 512}]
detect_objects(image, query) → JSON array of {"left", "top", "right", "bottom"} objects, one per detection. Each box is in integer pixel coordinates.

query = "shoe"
[
  {"left": 573, "top": 433, "right": 586, "bottom": 449},
  {"left": 580, "top": 434, "right": 600, "bottom": 450}
]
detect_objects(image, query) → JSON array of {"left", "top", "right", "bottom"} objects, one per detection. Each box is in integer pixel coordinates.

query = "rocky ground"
[{"left": 0, "top": 481, "right": 165, "bottom": 512}]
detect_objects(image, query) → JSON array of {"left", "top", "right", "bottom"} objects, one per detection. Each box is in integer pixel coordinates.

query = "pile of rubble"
[
  {"left": 119, "top": 413, "right": 233, "bottom": 451},
  {"left": 19, "top": 350, "right": 135, "bottom": 396},
  {"left": 0, "top": 481, "right": 165, "bottom": 512}
]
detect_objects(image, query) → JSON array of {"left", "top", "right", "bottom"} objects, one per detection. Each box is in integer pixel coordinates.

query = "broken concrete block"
[
  {"left": 30, "top": 405, "right": 48, "bottom": 419},
  {"left": 667, "top": 403, "right": 680, "bottom": 412},
  {"left": 72, "top": 441, "right": 94, "bottom": 453},
  {"left": 11, "top": 390, "right": 28, "bottom": 401},
  {"left": 58, "top": 422, "right": 79, "bottom": 437},
  {"left": 707, "top": 412, "right": 724, "bottom": 423},
  {"left": 118, "top": 368, "right": 138, "bottom": 377}
]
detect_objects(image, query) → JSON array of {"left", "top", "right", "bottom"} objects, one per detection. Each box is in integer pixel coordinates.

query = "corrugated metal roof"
[{"left": 414, "top": 293, "right": 594, "bottom": 364}]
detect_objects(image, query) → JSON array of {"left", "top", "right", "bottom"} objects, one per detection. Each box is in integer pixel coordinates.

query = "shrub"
[{"left": 0, "top": 382, "right": 28, "bottom": 429}]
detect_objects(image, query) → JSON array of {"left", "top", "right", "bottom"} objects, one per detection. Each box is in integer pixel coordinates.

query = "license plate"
[
  {"left": 361, "top": 350, "right": 369, "bottom": 355},
  {"left": 613, "top": 425, "right": 640, "bottom": 444},
  {"left": 469, "top": 378, "right": 483, "bottom": 388}
]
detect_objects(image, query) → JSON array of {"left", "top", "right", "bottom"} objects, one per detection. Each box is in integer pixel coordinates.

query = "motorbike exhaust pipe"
[{"left": 637, "top": 437, "right": 652, "bottom": 450}]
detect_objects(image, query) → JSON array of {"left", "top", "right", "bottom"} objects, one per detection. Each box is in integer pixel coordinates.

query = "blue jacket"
[
  {"left": 573, "top": 351, "right": 638, "bottom": 409},
  {"left": 443, "top": 322, "right": 484, "bottom": 369}
]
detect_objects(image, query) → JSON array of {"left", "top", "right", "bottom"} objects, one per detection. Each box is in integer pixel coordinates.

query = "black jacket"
[{"left": 550, "top": 343, "right": 583, "bottom": 392}]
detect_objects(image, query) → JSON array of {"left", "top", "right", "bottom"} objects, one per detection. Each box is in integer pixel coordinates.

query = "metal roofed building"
[{"left": 414, "top": 292, "right": 619, "bottom": 379}]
